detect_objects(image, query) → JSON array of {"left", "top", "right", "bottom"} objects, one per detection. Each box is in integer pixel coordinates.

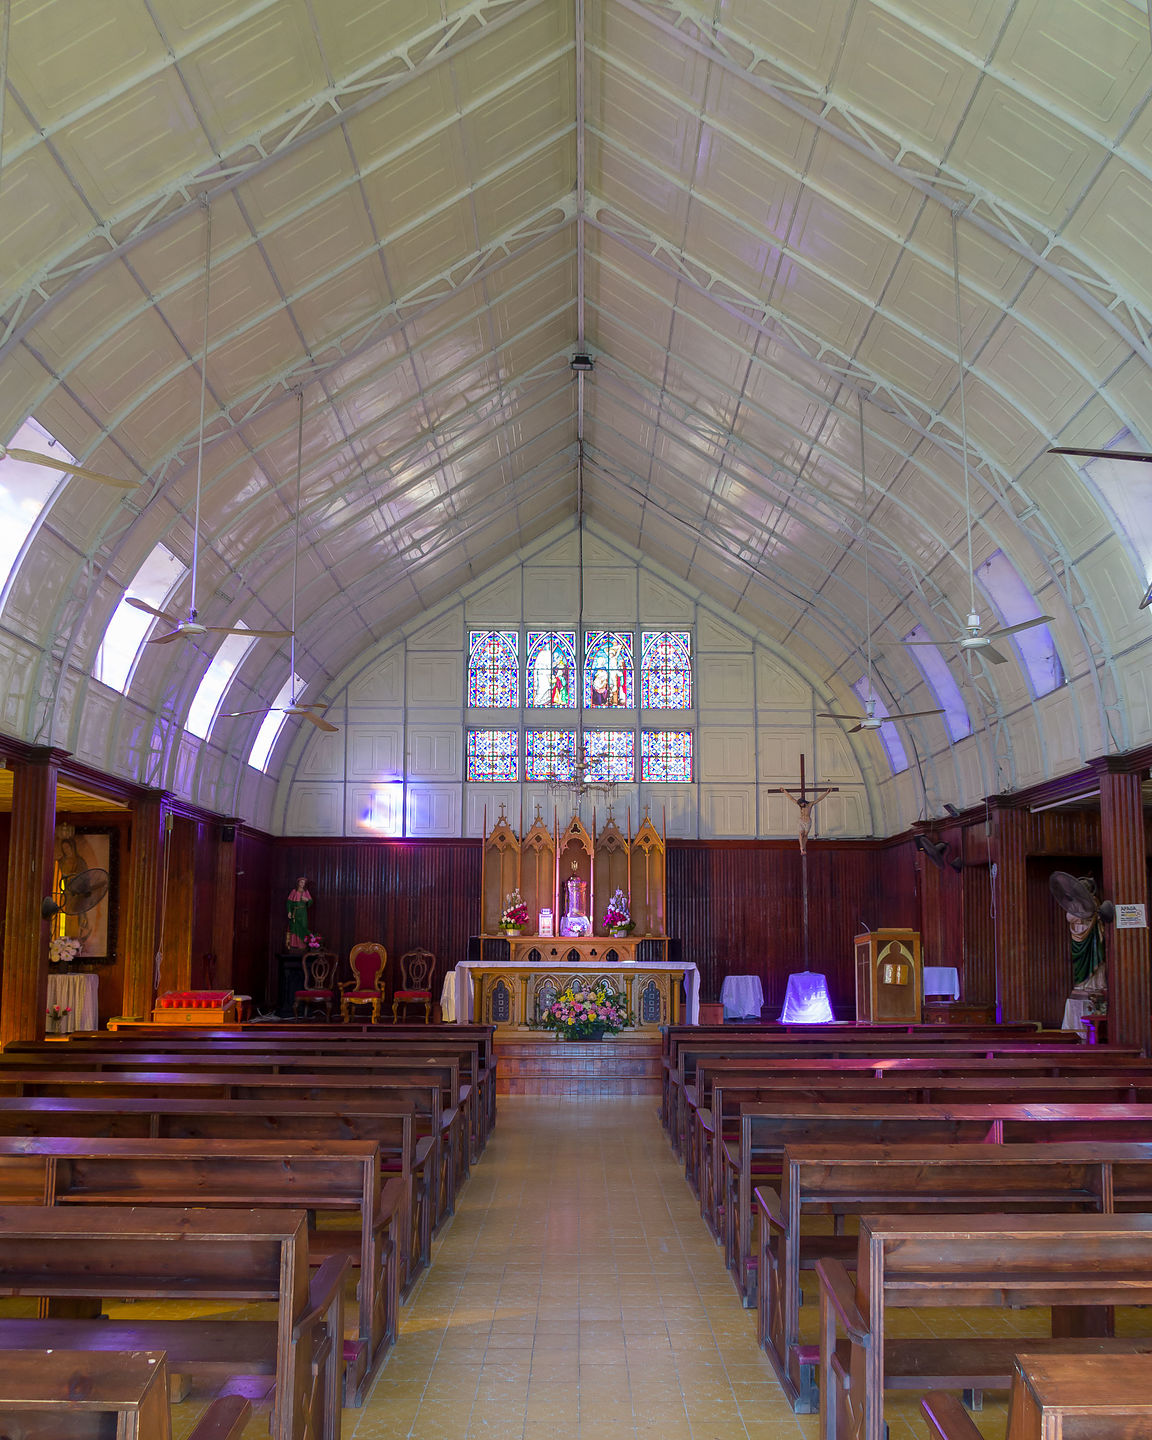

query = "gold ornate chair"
[
  {"left": 393, "top": 949, "right": 435, "bottom": 1024},
  {"left": 339, "top": 942, "right": 388, "bottom": 1023},
  {"left": 293, "top": 951, "right": 336, "bottom": 1021}
]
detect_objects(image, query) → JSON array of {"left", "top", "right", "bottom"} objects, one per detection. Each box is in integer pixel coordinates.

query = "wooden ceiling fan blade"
[
  {"left": 986, "top": 615, "right": 1053, "bottom": 639},
  {"left": 815, "top": 711, "right": 845, "bottom": 720},
  {"left": 203, "top": 625, "right": 292, "bottom": 639},
  {"left": 4, "top": 447, "right": 137, "bottom": 489},
  {"left": 224, "top": 707, "right": 275, "bottom": 719},
  {"left": 846, "top": 722, "right": 864, "bottom": 734},
  {"left": 1141, "top": 580, "right": 1152, "bottom": 611},
  {"left": 125, "top": 596, "right": 179, "bottom": 623},
  {"left": 1049, "top": 446, "right": 1152, "bottom": 463},
  {"left": 304, "top": 712, "right": 339, "bottom": 733},
  {"left": 983, "top": 645, "right": 1009, "bottom": 665},
  {"left": 887, "top": 708, "right": 945, "bottom": 720},
  {"left": 148, "top": 630, "right": 185, "bottom": 645}
]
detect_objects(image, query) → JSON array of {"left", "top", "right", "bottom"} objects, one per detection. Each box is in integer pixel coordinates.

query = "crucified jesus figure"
[{"left": 772, "top": 755, "right": 838, "bottom": 854}]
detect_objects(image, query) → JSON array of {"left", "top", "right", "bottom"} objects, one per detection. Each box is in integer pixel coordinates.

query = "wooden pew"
[
  {"left": 16, "top": 1034, "right": 493, "bottom": 1163},
  {"left": 817, "top": 1213, "right": 1152, "bottom": 1440},
  {"left": 755, "top": 1140, "right": 1152, "bottom": 1411},
  {"left": 0, "top": 1349, "right": 250, "bottom": 1440},
  {"left": 725, "top": 1100, "right": 1152, "bottom": 1307},
  {"left": 0, "top": 1206, "right": 347, "bottom": 1440},
  {"left": 0, "top": 1095, "right": 432, "bottom": 1296},
  {"left": 923, "top": 1353, "right": 1152, "bottom": 1440},
  {"left": 0, "top": 1067, "right": 459, "bottom": 1231},
  {"left": 0, "top": 1136, "right": 400, "bottom": 1406}
]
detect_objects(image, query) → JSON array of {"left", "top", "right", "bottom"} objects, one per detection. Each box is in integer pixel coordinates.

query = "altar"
[{"left": 455, "top": 959, "right": 698, "bottom": 1031}]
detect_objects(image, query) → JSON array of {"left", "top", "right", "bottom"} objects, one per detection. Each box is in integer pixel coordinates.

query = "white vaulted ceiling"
[{"left": 2, "top": 0, "right": 1152, "bottom": 827}]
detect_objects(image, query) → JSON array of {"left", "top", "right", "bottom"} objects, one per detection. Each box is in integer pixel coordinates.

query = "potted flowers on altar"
[
  {"left": 500, "top": 890, "right": 529, "bottom": 937},
  {"left": 603, "top": 888, "right": 633, "bottom": 937},
  {"left": 45, "top": 1003, "right": 70, "bottom": 1034},
  {"left": 539, "top": 983, "right": 630, "bottom": 1042}
]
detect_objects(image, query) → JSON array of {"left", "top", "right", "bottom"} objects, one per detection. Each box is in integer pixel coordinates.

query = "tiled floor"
[{"left": 168, "top": 1094, "right": 1130, "bottom": 1440}]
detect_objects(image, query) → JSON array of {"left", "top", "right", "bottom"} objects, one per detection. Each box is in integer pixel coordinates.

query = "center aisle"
[{"left": 354, "top": 1095, "right": 812, "bottom": 1440}]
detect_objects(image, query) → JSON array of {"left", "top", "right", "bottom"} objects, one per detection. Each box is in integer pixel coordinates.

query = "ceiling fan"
[
  {"left": 225, "top": 391, "right": 338, "bottom": 736},
  {"left": 1048, "top": 444, "right": 1152, "bottom": 608},
  {"left": 818, "top": 397, "right": 944, "bottom": 734},
  {"left": 0, "top": 444, "right": 137, "bottom": 490},
  {"left": 134, "top": 200, "right": 290, "bottom": 649},
  {"left": 897, "top": 215, "right": 1053, "bottom": 664}
]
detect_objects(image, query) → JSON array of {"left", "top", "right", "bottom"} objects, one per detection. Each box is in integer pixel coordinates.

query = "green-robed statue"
[{"left": 286, "top": 876, "right": 312, "bottom": 950}]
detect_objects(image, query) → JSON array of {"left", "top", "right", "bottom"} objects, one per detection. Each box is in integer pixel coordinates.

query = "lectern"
[{"left": 854, "top": 929, "right": 922, "bottom": 1023}]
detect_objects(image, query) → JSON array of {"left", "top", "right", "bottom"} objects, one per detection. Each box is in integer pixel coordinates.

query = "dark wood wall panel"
[
  {"left": 266, "top": 839, "right": 482, "bottom": 1002},
  {"left": 666, "top": 842, "right": 912, "bottom": 1009},
  {"left": 233, "top": 829, "right": 273, "bottom": 1002},
  {"left": 962, "top": 864, "right": 995, "bottom": 1007}
]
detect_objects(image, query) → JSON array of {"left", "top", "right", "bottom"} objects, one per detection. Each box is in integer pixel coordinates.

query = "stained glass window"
[
  {"left": 526, "top": 631, "right": 577, "bottom": 708},
  {"left": 641, "top": 632, "right": 692, "bottom": 709},
  {"left": 584, "top": 632, "right": 633, "bottom": 708},
  {"left": 585, "top": 730, "right": 634, "bottom": 782},
  {"left": 467, "top": 729, "right": 518, "bottom": 782},
  {"left": 641, "top": 730, "right": 693, "bottom": 782},
  {"left": 468, "top": 630, "right": 518, "bottom": 708},
  {"left": 525, "top": 730, "right": 576, "bottom": 782}
]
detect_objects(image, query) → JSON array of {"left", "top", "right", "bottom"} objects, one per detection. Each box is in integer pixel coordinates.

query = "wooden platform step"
[{"left": 495, "top": 1038, "right": 661, "bottom": 1097}]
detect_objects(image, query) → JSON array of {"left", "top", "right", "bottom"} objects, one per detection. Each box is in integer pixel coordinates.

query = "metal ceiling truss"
[
  {"left": 0, "top": 0, "right": 559, "bottom": 355},
  {"left": 584, "top": 204, "right": 1120, "bottom": 753},
  {"left": 622, "top": 0, "right": 1152, "bottom": 374}
]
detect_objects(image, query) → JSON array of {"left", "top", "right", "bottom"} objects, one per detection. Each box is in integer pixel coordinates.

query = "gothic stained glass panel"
[
  {"left": 467, "top": 730, "right": 518, "bottom": 782},
  {"left": 641, "top": 632, "right": 692, "bottom": 709},
  {"left": 526, "top": 631, "right": 577, "bottom": 708},
  {"left": 641, "top": 730, "right": 693, "bottom": 782},
  {"left": 584, "top": 632, "right": 633, "bottom": 708},
  {"left": 585, "top": 730, "right": 635, "bottom": 782},
  {"left": 468, "top": 630, "right": 518, "bottom": 708},
  {"left": 525, "top": 730, "right": 576, "bottom": 782}
]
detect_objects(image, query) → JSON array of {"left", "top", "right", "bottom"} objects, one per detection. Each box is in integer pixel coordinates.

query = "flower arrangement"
[
  {"left": 49, "top": 936, "right": 81, "bottom": 964},
  {"left": 603, "top": 888, "right": 633, "bottom": 934},
  {"left": 305, "top": 933, "right": 323, "bottom": 950},
  {"left": 539, "top": 983, "right": 630, "bottom": 1040},
  {"left": 500, "top": 890, "right": 529, "bottom": 931},
  {"left": 45, "top": 1004, "right": 70, "bottom": 1030}
]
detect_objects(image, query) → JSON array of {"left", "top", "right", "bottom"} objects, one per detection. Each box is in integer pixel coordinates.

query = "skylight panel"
[
  {"left": 247, "top": 673, "right": 303, "bottom": 773},
  {"left": 977, "top": 550, "right": 1064, "bottom": 697},
  {"left": 0, "top": 419, "right": 73, "bottom": 605},
  {"left": 185, "top": 627, "right": 257, "bottom": 740},
  {"left": 93, "top": 543, "right": 187, "bottom": 692},
  {"left": 902, "top": 625, "right": 971, "bottom": 741},
  {"left": 851, "top": 676, "right": 908, "bottom": 773},
  {"left": 1074, "top": 429, "right": 1152, "bottom": 601}
]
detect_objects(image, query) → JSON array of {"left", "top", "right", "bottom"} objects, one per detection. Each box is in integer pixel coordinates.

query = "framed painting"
[{"left": 53, "top": 825, "right": 119, "bottom": 963}]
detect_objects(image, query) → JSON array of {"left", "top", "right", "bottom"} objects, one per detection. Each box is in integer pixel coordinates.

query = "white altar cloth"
[
  {"left": 47, "top": 972, "right": 99, "bottom": 1033},
  {"left": 453, "top": 961, "right": 700, "bottom": 1025},
  {"left": 922, "top": 966, "right": 960, "bottom": 1000},
  {"left": 779, "top": 971, "right": 835, "bottom": 1024},
  {"left": 720, "top": 974, "right": 764, "bottom": 1019}
]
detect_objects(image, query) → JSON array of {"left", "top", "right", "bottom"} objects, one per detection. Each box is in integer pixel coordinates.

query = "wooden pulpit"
[{"left": 854, "top": 929, "right": 922, "bottom": 1023}]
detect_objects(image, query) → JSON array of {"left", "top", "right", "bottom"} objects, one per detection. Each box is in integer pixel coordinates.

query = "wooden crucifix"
[{"left": 771, "top": 755, "right": 838, "bottom": 855}]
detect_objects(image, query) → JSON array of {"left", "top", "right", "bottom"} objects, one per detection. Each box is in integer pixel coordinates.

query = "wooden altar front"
[{"left": 464, "top": 961, "right": 688, "bottom": 1033}]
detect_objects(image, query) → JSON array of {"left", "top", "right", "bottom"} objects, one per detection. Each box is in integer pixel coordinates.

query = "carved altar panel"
[
  {"left": 468, "top": 962, "right": 685, "bottom": 1032},
  {"left": 630, "top": 814, "right": 666, "bottom": 936},
  {"left": 520, "top": 809, "right": 556, "bottom": 932},
  {"left": 594, "top": 811, "right": 631, "bottom": 934},
  {"left": 482, "top": 806, "right": 521, "bottom": 935}
]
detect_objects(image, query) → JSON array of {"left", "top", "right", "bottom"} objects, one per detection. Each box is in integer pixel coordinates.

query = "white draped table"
[
  {"left": 719, "top": 974, "right": 764, "bottom": 1019},
  {"left": 922, "top": 965, "right": 961, "bottom": 1000},
  {"left": 46, "top": 971, "right": 99, "bottom": 1033}
]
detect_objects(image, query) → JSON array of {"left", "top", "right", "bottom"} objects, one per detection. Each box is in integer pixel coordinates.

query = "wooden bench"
[
  {"left": 724, "top": 1100, "right": 1152, "bottom": 1307},
  {"left": 817, "top": 1213, "right": 1152, "bottom": 1440},
  {"left": 0, "top": 1135, "right": 401, "bottom": 1406},
  {"left": 0, "top": 1094, "right": 431, "bottom": 1297},
  {"left": 0, "top": 1066, "right": 459, "bottom": 1234},
  {"left": 755, "top": 1140, "right": 1152, "bottom": 1411},
  {"left": 923, "top": 1353, "right": 1152, "bottom": 1439},
  {"left": 0, "top": 1348, "right": 250, "bottom": 1440},
  {"left": 12, "top": 1038, "right": 491, "bottom": 1166},
  {"left": 0, "top": 1206, "right": 347, "bottom": 1440}
]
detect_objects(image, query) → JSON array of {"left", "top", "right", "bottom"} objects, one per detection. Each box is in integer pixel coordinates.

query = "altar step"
[{"left": 494, "top": 1036, "right": 661, "bottom": 1098}]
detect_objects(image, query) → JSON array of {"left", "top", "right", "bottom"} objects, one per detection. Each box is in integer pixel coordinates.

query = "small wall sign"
[{"left": 1116, "top": 904, "right": 1148, "bottom": 929}]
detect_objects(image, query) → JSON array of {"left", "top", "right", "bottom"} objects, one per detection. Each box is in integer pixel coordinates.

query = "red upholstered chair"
[
  {"left": 293, "top": 951, "right": 335, "bottom": 1021},
  {"left": 340, "top": 942, "right": 388, "bottom": 1023},
  {"left": 393, "top": 948, "right": 435, "bottom": 1024}
]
